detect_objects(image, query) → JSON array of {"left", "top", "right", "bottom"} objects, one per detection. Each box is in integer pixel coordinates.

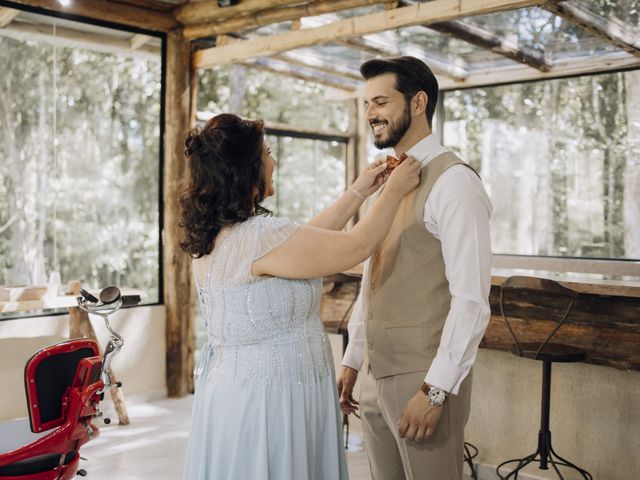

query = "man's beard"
[{"left": 373, "top": 101, "right": 412, "bottom": 149}]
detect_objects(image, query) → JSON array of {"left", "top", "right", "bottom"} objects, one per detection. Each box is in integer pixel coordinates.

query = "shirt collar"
[{"left": 391, "top": 133, "right": 449, "bottom": 168}]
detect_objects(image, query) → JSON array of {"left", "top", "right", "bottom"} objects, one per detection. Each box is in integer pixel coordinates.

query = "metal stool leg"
[
  {"left": 464, "top": 442, "right": 478, "bottom": 480},
  {"left": 497, "top": 361, "right": 592, "bottom": 480}
]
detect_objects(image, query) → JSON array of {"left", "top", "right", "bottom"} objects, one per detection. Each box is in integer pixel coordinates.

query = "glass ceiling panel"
[
  {"left": 236, "top": 0, "right": 638, "bottom": 81},
  {"left": 289, "top": 44, "right": 371, "bottom": 70},
  {"left": 592, "top": 0, "right": 639, "bottom": 28},
  {"left": 464, "top": 7, "right": 619, "bottom": 59}
]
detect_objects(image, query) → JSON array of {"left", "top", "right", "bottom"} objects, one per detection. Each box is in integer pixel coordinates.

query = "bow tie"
[{"left": 385, "top": 153, "right": 407, "bottom": 173}]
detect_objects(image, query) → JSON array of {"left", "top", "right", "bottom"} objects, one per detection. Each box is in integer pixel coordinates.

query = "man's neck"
[{"left": 394, "top": 127, "right": 432, "bottom": 156}]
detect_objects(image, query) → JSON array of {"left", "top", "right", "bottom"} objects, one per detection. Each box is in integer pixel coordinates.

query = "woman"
[{"left": 180, "top": 113, "right": 420, "bottom": 479}]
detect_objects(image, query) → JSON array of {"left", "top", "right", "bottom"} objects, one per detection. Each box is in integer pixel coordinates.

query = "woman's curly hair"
[{"left": 179, "top": 113, "right": 271, "bottom": 258}]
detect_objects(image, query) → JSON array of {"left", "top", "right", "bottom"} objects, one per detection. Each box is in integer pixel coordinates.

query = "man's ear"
[{"left": 412, "top": 91, "right": 428, "bottom": 116}]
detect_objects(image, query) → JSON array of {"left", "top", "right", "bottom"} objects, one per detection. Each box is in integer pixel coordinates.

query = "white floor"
[{"left": 79, "top": 393, "right": 372, "bottom": 480}]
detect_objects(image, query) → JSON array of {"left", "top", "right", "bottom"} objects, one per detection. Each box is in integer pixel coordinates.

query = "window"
[
  {"left": 443, "top": 70, "right": 640, "bottom": 263},
  {"left": 264, "top": 134, "right": 347, "bottom": 223},
  {"left": 194, "top": 67, "right": 351, "bottom": 357},
  {"left": 0, "top": 11, "right": 163, "bottom": 316}
]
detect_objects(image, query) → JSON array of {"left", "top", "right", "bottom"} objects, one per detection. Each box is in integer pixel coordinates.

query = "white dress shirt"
[{"left": 341, "top": 133, "right": 493, "bottom": 395}]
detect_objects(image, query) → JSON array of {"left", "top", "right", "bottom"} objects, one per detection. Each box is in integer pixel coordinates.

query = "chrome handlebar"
[{"left": 76, "top": 287, "right": 140, "bottom": 394}]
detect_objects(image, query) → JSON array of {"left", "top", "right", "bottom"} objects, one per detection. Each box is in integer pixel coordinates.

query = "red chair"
[{"left": 0, "top": 338, "right": 103, "bottom": 479}]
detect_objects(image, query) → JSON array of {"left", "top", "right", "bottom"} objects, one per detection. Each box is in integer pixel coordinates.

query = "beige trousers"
[{"left": 359, "top": 369, "right": 472, "bottom": 480}]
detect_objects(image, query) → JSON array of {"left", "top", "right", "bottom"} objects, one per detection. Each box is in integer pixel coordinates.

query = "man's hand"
[
  {"left": 398, "top": 389, "right": 444, "bottom": 442},
  {"left": 337, "top": 366, "right": 359, "bottom": 415}
]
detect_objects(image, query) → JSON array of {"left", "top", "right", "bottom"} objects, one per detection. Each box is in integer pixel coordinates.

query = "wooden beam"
[
  {"left": 164, "top": 30, "right": 194, "bottom": 397},
  {"left": 321, "top": 273, "right": 640, "bottom": 371},
  {"left": 196, "top": 112, "right": 351, "bottom": 140},
  {"left": 129, "top": 33, "right": 153, "bottom": 51},
  {"left": 241, "top": 57, "right": 358, "bottom": 91},
  {"left": 183, "top": 0, "right": 388, "bottom": 40},
  {"left": 176, "top": 0, "right": 298, "bottom": 24},
  {"left": 544, "top": 0, "right": 640, "bottom": 58},
  {"left": 0, "top": 7, "right": 20, "bottom": 28},
  {"left": 193, "top": 0, "right": 548, "bottom": 68},
  {"left": 0, "top": 20, "right": 160, "bottom": 61},
  {"left": 274, "top": 51, "right": 362, "bottom": 81},
  {"left": 426, "top": 20, "right": 552, "bottom": 71},
  {"left": 7, "top": 0, "right": 177, "bottom": 32},
  {"left": 217, "top": 33, "right": 362, "bottom": 81},
  {"left": 438, "top": 50, "right": 640, "bottom": 90},
  {"left": 336, "top": 36, "right": 470, "bottom": 81}
]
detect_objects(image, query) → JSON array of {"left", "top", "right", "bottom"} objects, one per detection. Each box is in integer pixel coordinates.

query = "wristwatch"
[{"left": 421, "top": 382, "right": 448, "bottom": 406}]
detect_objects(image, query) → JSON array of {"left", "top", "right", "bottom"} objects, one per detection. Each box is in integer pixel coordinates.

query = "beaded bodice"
[{"left": 194, "top": 216, "right": 333, "bottom": 386}]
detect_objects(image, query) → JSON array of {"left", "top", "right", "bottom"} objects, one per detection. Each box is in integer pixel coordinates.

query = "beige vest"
[{"left": 364, "top": 151, "right": 474, "bottom": 379}]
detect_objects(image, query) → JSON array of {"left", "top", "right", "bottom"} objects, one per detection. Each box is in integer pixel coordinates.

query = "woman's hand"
[
  {"left": 385, "top": 155, "right": 421, "bottom": 198},
  {"left": 351, "top": 159, "right": 389, "bottom": 199}
]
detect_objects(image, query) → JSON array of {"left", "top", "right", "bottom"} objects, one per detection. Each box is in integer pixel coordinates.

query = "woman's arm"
[
  {"left": 307, "top": 159, "right": 387, "bottom": 231},
  {"left": 252, "top": 156, "right": 421, "bottom": 279}
]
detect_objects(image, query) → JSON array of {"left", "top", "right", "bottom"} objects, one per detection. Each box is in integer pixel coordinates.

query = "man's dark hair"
[{"left": 360, "top": 56, "right": 439, "bottom": 128}]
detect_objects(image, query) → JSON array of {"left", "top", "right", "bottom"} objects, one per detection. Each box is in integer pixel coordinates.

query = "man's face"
[{"left": 364, "top": 73, "right": 412, "bottom": 149}]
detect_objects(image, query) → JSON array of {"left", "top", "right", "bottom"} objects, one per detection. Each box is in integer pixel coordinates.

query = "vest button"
[
  {"left": 368, "top": 312, "right": 373, "bottom": 320},
  {"left": 371, "top": 282, "right": 375, "bottom": 290},
  {"left": 369, "top": 344, "right": 374, "bottom": 351}
]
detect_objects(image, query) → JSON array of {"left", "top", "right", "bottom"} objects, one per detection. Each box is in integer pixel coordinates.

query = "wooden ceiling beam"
[
  {"left": 274, "top": 51, "right": 362, "bottom": 81},
  {"left": 240, "top": 57, "right": 358, "bottom": 91},
  {"left": 217, "top": 33, "right": 362, "bottom": 82},
  {"left": 426, "top": 20, "right": 552, "bottom": 71},
  {"left": 176, "top": 0, "right": 299, "bottom": 25},
  {"left": 0, "top": 20, "right": 160, "bottom": 60},
  {"left": 7, "top": 0, "right": 177, "bottom": 32},
  {"left": 336, "top": 37, "right": 469, "bottom": 80},
  {"left": 130, "top": 33, "right": 153, "bottom": 50},
  {"left": 183, "top": 0, "right": 388, "bottom": 40},
  {"left": 0, "top": 7, "right": 20, "bottom": 28},
  {"left": 544, "top": 0, "right": 640, "bottom": 58},
  {"left": 193, "top": 0, "right": 551, "bottom": 68},
  {"left": 438, "top": 50, "right": 640, "bottom": 90}
]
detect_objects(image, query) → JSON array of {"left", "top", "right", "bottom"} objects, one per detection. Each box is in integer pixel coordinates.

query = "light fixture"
[{"left": 59, "top": 0, "right": 71, "bottom": 6}]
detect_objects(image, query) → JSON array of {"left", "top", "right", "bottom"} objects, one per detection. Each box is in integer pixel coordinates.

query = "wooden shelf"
[{"left": 321, "top": 269, "right": 640, "bottom": 371}]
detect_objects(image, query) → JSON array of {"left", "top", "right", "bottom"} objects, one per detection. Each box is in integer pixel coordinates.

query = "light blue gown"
[{"left": 183, "top": 216, "right": 349, "bottom": 480}]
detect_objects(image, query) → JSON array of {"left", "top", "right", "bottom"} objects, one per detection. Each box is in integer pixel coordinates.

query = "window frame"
[
  {"left": 0, "top": 2, "right": 166, "bottom": 321},
  {"left": 439, "top": 67, "right": 640, "bottom": 278}
]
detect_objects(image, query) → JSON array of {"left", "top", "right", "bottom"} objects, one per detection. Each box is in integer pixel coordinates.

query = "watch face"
[{"left": 428, "top": 388, "right": 446, "bottom": 405}]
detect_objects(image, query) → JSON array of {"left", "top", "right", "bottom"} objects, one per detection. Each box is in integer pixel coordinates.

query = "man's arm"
[
  {"left": 399, "top": 165, "right": 492, "bottom": 442},
  {"left": 424, "top": 165, "right": 492, "bottom": 393},
  {"left": 337, "top": 260, "right": 370, "bottom": 414}
]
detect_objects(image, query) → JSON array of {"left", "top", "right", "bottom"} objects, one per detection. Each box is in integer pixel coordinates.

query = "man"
[{"left": 337, "top": 56, "right": 492, "bottom": 480}]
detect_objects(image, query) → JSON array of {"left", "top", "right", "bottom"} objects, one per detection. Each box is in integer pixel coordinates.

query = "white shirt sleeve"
[
  {"left": 423, "top": 165, "right": 493, "bottom": 395},
  {"left": 341, "top": 259, "right": 370, "bottom": 371}
]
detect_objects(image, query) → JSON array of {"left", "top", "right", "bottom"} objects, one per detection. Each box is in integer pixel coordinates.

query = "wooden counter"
[{"left": 321, "top": 270, "right": 640, "bottom": 371}]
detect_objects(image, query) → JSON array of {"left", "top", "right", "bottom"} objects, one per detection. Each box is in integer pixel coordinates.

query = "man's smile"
[{"left": 370, "top": 120, "right": 388, "bottom": 135}]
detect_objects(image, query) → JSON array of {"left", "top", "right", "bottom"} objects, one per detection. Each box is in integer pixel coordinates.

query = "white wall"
[
  {"left": 329, "top": 334, "right": 640, "bottom": 480},
  {"left": 466, "top": 349, "right": 640, "bottom": 480},
  {"left": 0, "top": 305, "right": 166, "bottom": 421}
]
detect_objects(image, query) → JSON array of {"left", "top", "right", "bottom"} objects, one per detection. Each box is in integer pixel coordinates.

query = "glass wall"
[
  {"left": 264, "top": 135, "right": 346, "bottom": 222},
  {"left": 443, "top": 69, "right": 640, "bottom": 261},
  {"left": 0, "top": 13, "right": 162, "bottom": 313}
]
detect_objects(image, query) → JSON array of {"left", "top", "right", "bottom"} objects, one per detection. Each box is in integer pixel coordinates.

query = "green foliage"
[
  {"left": 0, "top": 36, "right": 161, "bottom": 299},
  {"left": 198, "top": 66, "right": 349, "bottom": 132},
  {"left": 197, "top": 67, "right": 349, "bottom": 222},
  {"left": 443, "top": 70, "right": 640, "bottom": 259}
]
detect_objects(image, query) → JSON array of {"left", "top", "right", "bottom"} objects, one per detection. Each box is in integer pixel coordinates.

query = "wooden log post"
[
  {"left": 164, "top": 29, "right": 195, "bottom": 397},
  {"left": 67, "top": 281, "right": 130, "bottom": 425}
]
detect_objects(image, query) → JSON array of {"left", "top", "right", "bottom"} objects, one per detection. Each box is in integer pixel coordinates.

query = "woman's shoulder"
[{"left": 244, "top": 215, "right": 298, "bottom": 231}]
